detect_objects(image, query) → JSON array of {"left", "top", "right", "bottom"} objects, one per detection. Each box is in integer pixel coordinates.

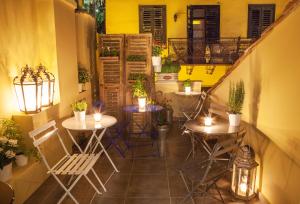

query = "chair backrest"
[
  {"left": 29, "top": 120, "right": 69, "bottom": 170},
  {"left": 191, "top": 91, "right": 208, "bottom": 119},
  {"left": 207, "top": 101, "right": 227, "bottom": 118}
]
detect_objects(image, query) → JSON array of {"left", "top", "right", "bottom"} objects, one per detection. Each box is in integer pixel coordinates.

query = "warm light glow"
[
  {"left": 184, "top": 86, "right": 191, "bottom": 94},
  {"left": 239, "top": 175, "right": 248, "bottom": 193},
  {"left": 204, "top": 116, "right": 213, "bottom": 126},
  {"left": 138, "top": 97, "right": 146, "bottom": 112},
  {"left": 41, "top": 80, "right": 54, "bottom": 106},
  {"left": 204, "top": 126, "right": 212, "bottom": 133},
  {"left": 15, "top": 81, "right": 42, "bottom": 113},
  {"left": 93, "top": 113, "right": 102, "bottom": 122}
]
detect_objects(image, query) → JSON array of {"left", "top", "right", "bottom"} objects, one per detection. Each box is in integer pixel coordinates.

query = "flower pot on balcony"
[
  {"left": 16, "top": 154, "right": 28, "bottom": 167},
  {"left": 74, "top": 111, "right": 86, "bottom": 121},
  {"left": 138, "top": 97, "right": 147, "bottom": 111},
  {"left": 0, "top": 163, "right": 12, "bottom": 182},
  {"left": 228, "top": 113, "right": 241, "bottom": 126}
]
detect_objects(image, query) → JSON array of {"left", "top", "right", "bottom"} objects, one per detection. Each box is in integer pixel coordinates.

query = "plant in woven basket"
[{"left": 228, "top": 80, "right": 245, "bottom": 114}]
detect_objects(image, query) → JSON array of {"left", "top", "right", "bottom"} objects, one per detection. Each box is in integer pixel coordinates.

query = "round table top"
[
  {"left": 175, "top": 91, "right": 202, "bottom": 96},
  {"left": 123, "top": 104, "right": 163, "bottom": 113},
  {"left": 62, "top": 115, "right": 117, "bottom": 131},
  {"left": 184, "top": 118, "right": 243, "bottom": 135}
]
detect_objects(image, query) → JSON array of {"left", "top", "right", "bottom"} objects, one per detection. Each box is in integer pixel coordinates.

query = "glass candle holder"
[
  {"left": 204, "top": 116, "right": 213, "bottom": 126},
  {"left": 93, "top": 113, "right": 102, "bottom": 122}
]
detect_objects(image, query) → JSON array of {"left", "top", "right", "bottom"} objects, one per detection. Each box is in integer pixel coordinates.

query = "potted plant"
[
  {"left": 72, "top": 100, "right": 88, "bottom": 121},
  {"left": 132, "top": 78, "right": 147, "bottom": 111},
  {"left": 156, "top": 57, "right": 180, "bottom": 82},
  {"left": 183, "top": 79, "right": 192, "bottom": 94},
  {"left": 126, "top": 55, "right": 146, "bottom": 62},
  {"left": 228, "top": 80, "right": 245, "bottom": 126},
  {"left": 159, "top": 96, "right": 173, "bottom": 126},
  {"left": 78, "top": 66, "right": 90, "bottom": 92},
  {"left": 0, "top": 119, "right": 22, "bottom": 181},
  {"left": 152, "top": 45, "right": 162, "bottom": 72},
  {"left": 100, "top": 46, "right": 119, "bottom": 60}
]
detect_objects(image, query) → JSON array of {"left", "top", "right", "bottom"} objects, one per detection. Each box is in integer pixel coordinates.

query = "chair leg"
[
  {"left": 52, "top": 173, "right": 81, "bottom": 204},
  {"left": 91, "top": 168, "right": 107, "bottom": 192},
  {"left": 84, "top": 174, "right": 101, "bottom": 195},
  {"left": 214, "top": 183, "right": 225, "bottom": 203}
]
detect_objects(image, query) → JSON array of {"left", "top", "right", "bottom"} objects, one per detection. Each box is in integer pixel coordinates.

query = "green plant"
[
  {"left": 161, "top": 57, "right": 181, "bottom": 73},
  {"left": 0, "top": 119, "right": 37, "bottom": 169},
  {"left": 228, "top": 80, "right": 245, "bottom": 114},
  {"left": 152, "top": 45, "right": 162, "bottom": 56},
  {"left": 183, "top": 79, "right": 191, "bottom": 87},
  {"left": 126, "top": 55, "right": 146, "bottom": 62},
  {"left": 128, "top": 73, "right": 147, "bottom": 81},
  {"left": 78, "top": 67, "right": 90, "bottom": 84},
  {"left": 71, "top": 100, "right": 88, "bottom": 112},
  {"left": 100, "top": 47, "right": 119, "bottom": 57},
  {"left": 132, "top": 79, "right": 147, "bottom": 98}
]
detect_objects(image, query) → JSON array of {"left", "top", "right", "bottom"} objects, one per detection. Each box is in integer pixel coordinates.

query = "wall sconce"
[
  {"left": 36, "top": 64, "right": 55, "bottom": 107},
  {"left": 186, "top": 66, "right": 194, "bottom": 75},
  {"left": 205, "top": 65, "right": 216, "bottom": 75},
  {"left": 231, "top": 145, "right": 259, "bottom": 200},
  {"left": 173, "top": 12, "right": 185, "bottom": 22},
  {"left": 13, "top": 65, "right": 43, "bottom": 114}
]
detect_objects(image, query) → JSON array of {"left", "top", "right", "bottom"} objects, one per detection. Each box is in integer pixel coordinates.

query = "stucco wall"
[
  {"left": 211, "top": 3, "right": 300, "bottom": 204},
  {"left": 0, "top": 0, "right": 59, "bottom": 118},
  {"left": 106, "top": 0, "right": 288, "bottom": 38}
]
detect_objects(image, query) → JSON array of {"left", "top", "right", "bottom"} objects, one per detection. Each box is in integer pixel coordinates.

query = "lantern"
[
  {"left": 14, "top": 65, "right": 43, "bottom": 113},
  {"left": 231, "top": 145, "right": 259, "bottom": 200},
  {"left": 36, "top": 64, "right": 55, "bottom": 107}
]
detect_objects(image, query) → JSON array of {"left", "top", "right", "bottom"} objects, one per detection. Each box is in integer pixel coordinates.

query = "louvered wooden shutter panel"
[
  {"left": 248, "top": 5, "right": 275, "bottom": 38},
  {"left": 205, "top": 6, "right": 220, "bottom": 42},
  {"left": 139, "top": 6, "right": 166, "bottom": 44},
  {"left": 261, "top": 6, "right": 275, "bottom": 31}
]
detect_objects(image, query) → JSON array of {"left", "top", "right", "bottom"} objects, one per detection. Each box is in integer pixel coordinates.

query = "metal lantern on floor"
[
  {"left": 36, "top": 64, "right": 55, "bottom": 107},
  {"left": 231, "top": 145, "right": 259, "bottom": 200},
  {"left": 13, "top": 65, "right": 43, "bottom": 113}
]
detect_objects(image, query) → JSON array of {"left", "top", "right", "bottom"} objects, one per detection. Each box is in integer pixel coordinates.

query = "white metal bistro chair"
[
  {"left": 181, "top": 91, "right": 207, "bottom": 133},
  {"left": 29, "top": 120, "right": 105, "bottom": 204}
]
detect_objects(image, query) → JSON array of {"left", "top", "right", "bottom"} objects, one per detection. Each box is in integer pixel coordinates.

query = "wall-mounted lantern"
[
  {"left": 231, "top": 145, "right": 259, "bottom": 200},
  {"left": 13, "top": 65, "right": 43, "bottom": 114},
  {"left": 36, "top": 64, "right": 55, "bottom": 107}
]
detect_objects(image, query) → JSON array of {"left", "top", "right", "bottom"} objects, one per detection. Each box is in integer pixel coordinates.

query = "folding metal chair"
[
  {"left": 179, "top": 130, "right": 246, "bottom": 204},
  {"left": 181, "top": 91, "right": 207, "bottom": 133},
  {"left": 29, "top": 121, "right": 105, "bottom": 204}
]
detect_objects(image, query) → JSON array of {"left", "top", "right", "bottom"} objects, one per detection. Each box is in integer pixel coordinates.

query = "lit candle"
[
  {"left": 204, "top": 116, "right": 213, "bottom": 126},
  {"left": 184, "top": 86, "right": 191, "bottom": 94},
  {"left": 93, "top": 113, "right": 102, "bottom": 122},
  {"left": 138, "top": 97, "right": 146, "bottom": 112},
  {"left": 239, "top": 175, "right": 248, "bottom": 194}
]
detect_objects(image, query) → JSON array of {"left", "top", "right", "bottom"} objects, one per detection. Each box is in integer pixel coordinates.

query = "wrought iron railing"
[{"left": 168, "top": 37, "right": 254, "bottom": 64}]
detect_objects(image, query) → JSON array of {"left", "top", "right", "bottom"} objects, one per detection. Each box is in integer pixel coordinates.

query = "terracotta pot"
[
  {"left": 228, "top": 113, "right": 241, "bottom": 126},
  {"left": 16, "top": 154, "right": 28, "bottom": 167},
  {"left": 0, "top": 163, "right": 12, "bottom": 182},
  {"left": 74, "top": 111, "right": 86, "bottom": 121}
]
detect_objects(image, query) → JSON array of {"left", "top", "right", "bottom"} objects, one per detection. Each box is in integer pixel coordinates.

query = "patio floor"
[{"left": 25, "top": 122, "right": 263, "bottom": 204}]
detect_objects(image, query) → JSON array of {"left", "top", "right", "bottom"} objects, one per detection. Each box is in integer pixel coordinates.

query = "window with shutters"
[
  {"left": 139, "top": 5, "right": 166, "bottom": 45},
  {"left": 248, "top": 4, "right": 275, "bottom": 38}
]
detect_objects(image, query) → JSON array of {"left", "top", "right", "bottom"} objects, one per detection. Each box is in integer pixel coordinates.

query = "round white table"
[
  {"left": 62, "top": 115, "right": 119, "bottom": 175},
  {"left": 175, "top": 91, "right": 202, "bottom": 96}
]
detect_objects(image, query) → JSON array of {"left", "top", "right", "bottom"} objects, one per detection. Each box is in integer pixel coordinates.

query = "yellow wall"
[
  {"left": 106, "top": 0, "right": 288, "bottom": 38},
  {"left": 179, "top": 65, "right": 229, "bottom": 87},
  {"left": 211, "top": 3, "right": 300, "bottom": 204},
  {"left": 0, "top": 0, "right": 59, "bottom": 118}
]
